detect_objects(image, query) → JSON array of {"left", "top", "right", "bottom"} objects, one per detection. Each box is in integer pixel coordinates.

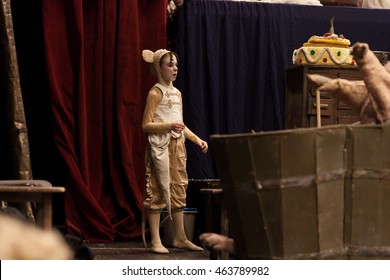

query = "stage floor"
[{"left": 88, "top": 241, "right": 210, "bottom": 260}]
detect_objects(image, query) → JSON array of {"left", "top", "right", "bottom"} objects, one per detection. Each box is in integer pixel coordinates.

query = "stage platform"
[{"left": 88, "top": 241, "right": 210, "bottom": 260}]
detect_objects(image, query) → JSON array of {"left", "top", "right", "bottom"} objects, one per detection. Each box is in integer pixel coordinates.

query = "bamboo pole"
[
  {"left": 1, "top": 0, "right": 34, "bottom": 219},
  {"left": 316, "top": 89, "right": 322, "bottom": 128}
]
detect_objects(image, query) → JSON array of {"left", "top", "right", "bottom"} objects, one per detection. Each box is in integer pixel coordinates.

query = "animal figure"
[{"left": 308, "top": 42, "right": 390, "bottom": 124}]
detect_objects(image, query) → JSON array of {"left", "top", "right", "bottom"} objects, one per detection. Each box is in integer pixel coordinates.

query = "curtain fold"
[
  {"left": 41, "top": 0, "right": 167, "bottom": 241},
  {"left": 177, "top": 0, "right": 390, "bottom": 179}
]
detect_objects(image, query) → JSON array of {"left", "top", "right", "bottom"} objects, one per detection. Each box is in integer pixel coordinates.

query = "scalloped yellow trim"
[{"left": 292, "top": 47, "right": 356, "bottom": 66}]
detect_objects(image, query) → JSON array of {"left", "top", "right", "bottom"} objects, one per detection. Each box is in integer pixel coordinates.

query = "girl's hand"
[
  {"left": 171, "top": 122, "right": 185, "bottom": 134},
  {"left": 197, "top": 140, "right": 208, "bottom": 153}
]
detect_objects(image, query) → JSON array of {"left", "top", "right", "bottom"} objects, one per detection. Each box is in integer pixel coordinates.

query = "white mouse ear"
[{"left": 142, "top": 50, "right": 154, "bottom": 63}]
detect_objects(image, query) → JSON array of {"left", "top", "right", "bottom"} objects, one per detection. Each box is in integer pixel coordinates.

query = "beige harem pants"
[{"left": 144, "top": 136, "right": 188, "bottom": 213}]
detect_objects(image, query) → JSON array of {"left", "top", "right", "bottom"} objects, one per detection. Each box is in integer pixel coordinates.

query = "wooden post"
[{"left": 316, "top": 89, "right": 322, "bottom": 128}]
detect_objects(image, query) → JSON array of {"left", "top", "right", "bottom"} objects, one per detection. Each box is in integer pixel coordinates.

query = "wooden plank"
[
  {"left": 0, "top": 186, "right": 65, "bottom": 193},
  {"left": 0, "top": 186, "right": 65, "bottom": 230}
]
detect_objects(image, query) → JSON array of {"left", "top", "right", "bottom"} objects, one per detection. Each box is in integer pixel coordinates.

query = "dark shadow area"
[{"left": 9, "top": 0, "right": 67, "bottom": 229}]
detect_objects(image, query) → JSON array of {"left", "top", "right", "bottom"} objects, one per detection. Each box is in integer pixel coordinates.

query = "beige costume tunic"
[{"left": 142, "top": 83, "right": 201, "bottom": 213}]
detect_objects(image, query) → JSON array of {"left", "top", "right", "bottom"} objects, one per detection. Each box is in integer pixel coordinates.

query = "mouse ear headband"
[{"left": 142, "top": 49, "right": 171, "bottom": 76}]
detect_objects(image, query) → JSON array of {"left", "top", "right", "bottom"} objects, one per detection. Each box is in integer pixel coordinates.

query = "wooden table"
[{"left": 0, "top": 186, "right": 65, "bottom": 230}]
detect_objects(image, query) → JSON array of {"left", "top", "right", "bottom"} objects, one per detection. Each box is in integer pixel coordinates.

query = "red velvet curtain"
[{"left": 41, "top": 0, "right": 167, "bottom": 241}]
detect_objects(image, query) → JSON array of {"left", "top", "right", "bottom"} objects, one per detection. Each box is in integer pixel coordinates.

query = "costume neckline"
[{"left": 156, "top": 83, "right": 175, "bottom": 91}]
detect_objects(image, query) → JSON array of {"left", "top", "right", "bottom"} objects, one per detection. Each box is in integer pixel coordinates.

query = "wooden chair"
[{"left": 0, "top": 180, "right": 65, "bottom": 230}]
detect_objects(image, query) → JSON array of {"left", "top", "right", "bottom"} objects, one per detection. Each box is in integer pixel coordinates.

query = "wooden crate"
[
  {"left": 345, "top": 124, "right": 390, "bottom": 259},
  {"left": 211, "top": 126, "right": 347, "bottom": 259}
]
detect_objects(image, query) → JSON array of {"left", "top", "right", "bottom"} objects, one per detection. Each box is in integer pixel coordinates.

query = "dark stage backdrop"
[
  {"left": 176, "top": 0, "right": 390, "bottom": 179},
  {"left": 21, "top": 0, "right": 167, "bottom": 241}
]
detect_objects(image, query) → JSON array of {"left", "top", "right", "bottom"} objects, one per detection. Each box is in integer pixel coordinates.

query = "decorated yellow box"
[{"left": 292, "top": 18, "right": 356, "bottom": 67}]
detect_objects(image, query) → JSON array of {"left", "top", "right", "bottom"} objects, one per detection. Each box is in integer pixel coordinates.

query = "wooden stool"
[
  {"left": 200, "top": 188, "right": 229, "bottom": 260},
  {"left": 0, "top": 186, "right": 65, "bottom": 230}
]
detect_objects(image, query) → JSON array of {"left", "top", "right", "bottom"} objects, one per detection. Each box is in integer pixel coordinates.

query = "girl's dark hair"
[{"left": 160, "top": 51, "right": 178, "bottom": 66}]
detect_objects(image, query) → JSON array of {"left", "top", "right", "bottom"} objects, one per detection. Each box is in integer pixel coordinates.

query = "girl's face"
[{"left": 159, "top": 53, "right": 178, "bottom": 84}]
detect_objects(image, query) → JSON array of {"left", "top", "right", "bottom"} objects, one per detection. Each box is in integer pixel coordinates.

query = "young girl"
[{"left": 141, "top": 49, "right": 208, "bottom": 254}]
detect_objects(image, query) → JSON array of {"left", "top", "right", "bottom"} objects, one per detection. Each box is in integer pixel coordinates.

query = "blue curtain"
[{"left": 177, "top": 0, "right": 390, "bottom": 179}]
